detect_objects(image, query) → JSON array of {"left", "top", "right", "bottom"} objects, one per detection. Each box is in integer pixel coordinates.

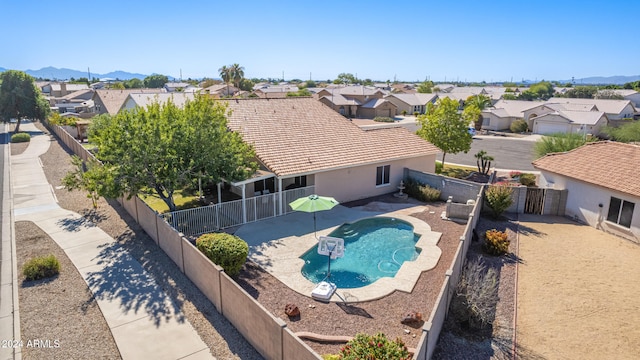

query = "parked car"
[{"left": 468, "top": 127, "right": 477, "bottom": 136}]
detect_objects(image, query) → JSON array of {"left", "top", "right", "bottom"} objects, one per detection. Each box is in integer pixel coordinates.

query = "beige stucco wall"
[
  {"left": 481, "top": 113, "right": 517, "bottom": 130},
  {"left": 314, "top": 155, "right": 435, "bottom": 203},
  {"left": 539, "top": 172, "right": 640, "bottom": 243}
]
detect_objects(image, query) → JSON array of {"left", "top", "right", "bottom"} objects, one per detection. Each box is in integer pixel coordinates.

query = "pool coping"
[{"left": 245, "top": 208, "right": 442, "bottom": 303}]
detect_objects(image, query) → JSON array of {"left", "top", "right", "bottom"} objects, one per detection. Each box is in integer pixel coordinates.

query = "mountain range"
[
  {"left": 1, "top": 66, "right": 640, "bottom": 85},
  {"left": 0, "top": 66, "right": 149, "bottom": 81}
]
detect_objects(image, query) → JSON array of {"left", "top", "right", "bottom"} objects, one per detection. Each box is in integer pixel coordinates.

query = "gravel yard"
[{"left": 20, "top": 123, "right": 262, "bottom": 360}]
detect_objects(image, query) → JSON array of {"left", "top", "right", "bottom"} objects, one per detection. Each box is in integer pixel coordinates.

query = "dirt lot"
[{"left": 516, "top": 215, "right": 640, "bottom": 359}]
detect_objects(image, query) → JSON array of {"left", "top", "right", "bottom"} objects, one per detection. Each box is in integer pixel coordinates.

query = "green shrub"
[
  {"left": 404, "top": 178, "right": 441, "bottom": 202},
  {"left": 413, "top": 111, "right": 419, "bottom": 116},
  {"left": 519, "top": 173, "right": 536, "bottom": 187},
  {"left": 11, "top": 132, "right": 31, "bottom": 143},
  {"left": 339, "top": 332, "right": 409, "bottom": 360},
  {"left": 510, "top": 119, "right": 528, "bottom": 133},
  {"left": 483, "top": 229, "right": 510, "bottom": 255},
  {"left": 401, "top": 110, "right": 407, "bottom": 116},
  {"left": 373, "top": 116, "right": 394, "bottom": 123},
  {"left": 196, "top": 233, "right": 248, "bottom": 276},
  {"left": 435, "top": 161, "right": 443, "bottom": 174},
  {"left": 321, "top": 355, "right": 340, "bottom": 360},
  {"left": 452, "top": 258, "right": 499, "bottom": 329},
  {"left": 23, "top": 255, "right": 60, "bottom": 281},
  {"left": 485, "top": 184, "right": 513, "bottom": 218}
]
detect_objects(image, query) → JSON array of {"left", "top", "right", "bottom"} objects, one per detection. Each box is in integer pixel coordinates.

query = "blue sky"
[{"left": 1, "top": 0, "right": 637, "bottom": 82}]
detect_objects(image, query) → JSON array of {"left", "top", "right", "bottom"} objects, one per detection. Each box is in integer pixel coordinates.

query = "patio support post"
[
  {"left": 278, "top": 177, "right": 283, "bottom": 215},
  {"left": 217, "top": 182, "right": 222, "bottom": 204},
  {"left": 242, "top": 184, "right": 247, "bottom": 224}
]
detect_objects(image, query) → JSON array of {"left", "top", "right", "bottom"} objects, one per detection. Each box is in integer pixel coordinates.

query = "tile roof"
[
  {"left": 547, "top": 97, "right": 636, "bottom": 115},
  {"left": 224, "top": 98, "right": 439, "bottom": 177},
  {"left": 386, "top": 93, "right": 438, "bottom": 106},
  {"left": 125, "top": 92, "right": 195, "bottom": 110},
  {"left": 532, "top": 141, "right": 640, "bottom": 197},
  {"left": 320, "top": 94, "right": 360, "bottom": 106},
  {"left": 94, "top": 89, "right": 166, "bottom": 115},
  {"left": 484, "top": 99, "right": 543, "bottom": 118},
  {"left": 555, "top": 110, "right": 606, "bottom": 125},
  {"left": 59, "top": 89, "right": 94, "bottom": 101}
]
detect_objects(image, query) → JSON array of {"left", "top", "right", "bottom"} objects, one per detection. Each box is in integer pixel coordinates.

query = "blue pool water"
[{"left": 300, "top": 217, "right": 421, "bottom": 288}]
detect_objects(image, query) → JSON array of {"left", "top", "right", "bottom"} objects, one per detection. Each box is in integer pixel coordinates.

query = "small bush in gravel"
[
  {"left": 196, "top": 233, "right": 248, "bottom": 276},
  {"left": 11, "top": 132, "right": 31, "bottom": 143},
  {"left": 373, "top": 116, "right": 394, "bottom": 123},
  {"left": 510, "top": 119, "right": 528, "bottom": 133},
  {"left": 339, "top": 332, "right": 409, "bottom": 360},
  {"left": 519, "top": 173, "right": 536, "bottom": 187},
  {"left": 23, "top": 255, "right": 60, "bottom": 281},
  {"left": 485, "top": 184, "right": 513, "bottom": 219},
  {"left": 452, "top": 258, "right": 499, "bottom": 330},
  {"left": 405, "top": 178, "right": 441, "bottom": 202},
  {"left": 484, "top": 229, "right": 510, "bottom": 255}
]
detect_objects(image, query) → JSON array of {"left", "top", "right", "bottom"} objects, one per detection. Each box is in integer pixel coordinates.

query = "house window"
[
  {"left": 254, "top": 178, "right": 275, "bottom": 194},
  {"left": 376, "top": 165, "right": 390, "bottom": 186},
  {"left": 606, "top": 197, "right": 635, "bottom": 228},
  {"left": 294, "top": 176, "right": 307, "bottom": 187}
]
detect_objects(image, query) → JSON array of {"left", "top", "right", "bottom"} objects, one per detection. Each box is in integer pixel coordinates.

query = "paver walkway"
[{"left": 11, "top": 122, "right": 214, "bottom": 360}]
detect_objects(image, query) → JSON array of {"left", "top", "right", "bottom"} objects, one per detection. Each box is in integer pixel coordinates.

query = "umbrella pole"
[{"left": 313, "top": 212, "right": 317, "bottom": 238}]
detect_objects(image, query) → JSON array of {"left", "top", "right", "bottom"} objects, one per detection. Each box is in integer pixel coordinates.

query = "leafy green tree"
[
  {"left": 603, "top": 121, "right": 640, "bottom": 143},
  {"left": 0, "top": 70, "right": 50, "bottom": 133},
  {"left": 62, "top": 156, "right": 116, "bottom": 209},
  {"left": 562, "top": 86, "right": 597, "bottom": 99},
  {"left": 305, "top": 80, "right": 317, "bottom": 88},
  {"left": 286, "top": 89, "right": 311, "bottom": 97},
  {"left": 88, "top": 96, "right": 257, "bottom": 212},
  {"left": 622, "top": 81, "right": 640, "bottom": 90},
  {"left": 219, "top": 65, "right": 231, "bottom": 85},
  {"left": 230, "top": 63, "right": 245, "bottom": 89},
  {"left": 143, "top": 74, "right": 169, "bottom": 88},
  {"left": 518, "top": 81, "right": 554, "bottom": 100},
  {"left": 596, "top": 89, "right": 624, "bottom": 100},
  {"left": 109, "top": 82, "right": 125, "bottom": 90},
  {"left": 533, "top": 132, "right": 593, "bottom": 158},
  {"left": 123, "top": 78, "right": 144, "bottom": 89},
  {"left": 502, "top": 93, "right": 518, "bottom": 100},
  {"left": 417, "top": 80, "right": 434, "bottom": 93},
  {"left": 465, "top": 94, "right": 492, "bottom": 130},
  {"left": 417, "top": 97, "right": 474, "bottom": 166},
  {"left": 333, "top": 73, "right": 357, "bottom": 85}
]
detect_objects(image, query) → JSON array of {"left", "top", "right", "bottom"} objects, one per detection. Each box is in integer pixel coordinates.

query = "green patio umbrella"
[{"left": 289, "top": 194, "right": 339, "bottom": 237}]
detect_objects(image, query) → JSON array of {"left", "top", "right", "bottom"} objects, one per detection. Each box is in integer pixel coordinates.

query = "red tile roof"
[
  {"left": 224, "top": 98, "right": 439, "bottom": 177},
  {"left": 532, "top": 141, "right": 640, "bottom": 197}
]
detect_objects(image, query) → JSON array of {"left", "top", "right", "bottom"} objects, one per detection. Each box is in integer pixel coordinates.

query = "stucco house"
[
  {"left": 92, "top": 89, "right": 166, "bottom": 115},
  {"left": 531, "top": 110, "right": 608, "bottom": 135},
  {"left": 119, "top": 93, "right": 195, "bottom": 113},
  {"left": 546, "top": 98, "right": 636, "bottom": 120},
  {"left": 598, "top": 89, "right": 640, "bottom": 108},
  {"left": 385, "top": 93, "right": 439, "bottom": 115},
  {"left": 481, "top": 100, "right": 543, "bottom": 131},
  {"left": 316, "top": 85, "right": 392, "bottom": 118},
  {"left": 533, "top": 141, "right": 640, "bottom": 243},
  {"left": 41, "top": 82, "right": 90, "bottom": 97},
  {"left": 201, "top": 84, "right": 238, "bottom": 98},
  {"left": 164, "top": 82, "right": 197, "bottom": 92},
  {"left": 223, "top": 97, "right": 439, "bottom": 204}
]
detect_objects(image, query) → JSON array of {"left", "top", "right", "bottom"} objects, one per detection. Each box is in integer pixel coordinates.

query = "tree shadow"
[
  {"left": 102, "top": 198, "right": 263, "bottom": 359},
  {"left": 84, "top": 241, "right": 185, "bottom": 327},
  {"left": 56, "top": 215, "right": 97, "bottom": 232},
  {"left": 335, "top": 302, "right": 373, "bottom": 319}
]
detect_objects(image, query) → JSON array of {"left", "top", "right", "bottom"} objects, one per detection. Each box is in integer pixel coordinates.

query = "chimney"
[{"left": 60, "top": 82, "right": 67, "bottom": 95}]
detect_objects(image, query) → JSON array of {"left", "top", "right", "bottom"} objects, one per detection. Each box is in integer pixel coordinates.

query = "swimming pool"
[{"left": 300, "top": 217, "right": 421, "bottom": 288}]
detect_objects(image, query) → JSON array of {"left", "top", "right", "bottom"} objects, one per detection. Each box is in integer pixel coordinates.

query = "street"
[{"left": 437, "top": 135, "right": 539, "bottom": 171}]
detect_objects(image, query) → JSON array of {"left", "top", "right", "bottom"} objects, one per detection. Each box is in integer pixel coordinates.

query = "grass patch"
[
  {"left": 23, "top": 255, "right": 60, "bottom": 281},
  {"left": 140, "top": 190, "right": 202, "bottom": 213},
  {"left": 437, "top": 161, "right": 476, "bottom": 179},
  {"left": 11, "top": 132, "right": 31, "bottom": 143}
]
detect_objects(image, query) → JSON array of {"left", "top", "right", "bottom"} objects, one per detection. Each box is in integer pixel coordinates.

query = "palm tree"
[
  {"left": 218, "top": 65, "right": 231, "bottom": 86},
  {"left": 230, "top": 63, "right": 245, "bottom": 89},
  {"left": 465, "top": 94, "right": 492, "bottom": 131}
]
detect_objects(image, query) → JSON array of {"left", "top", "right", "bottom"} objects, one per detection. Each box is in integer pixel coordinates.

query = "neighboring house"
[
  {"left": 316, "top": 85, "right": 391, "bottom": 118},
  {"left": 223, "top": 97, "right": 439, "bottom": 204},
  {"left": 92, "top": 89, "right": 166, "bottom": 115},
  {"left": 359, "top": 98, "right": 398, "bottom": 118},
  {"left": 598, "top": 89, "right": 640, "bottom": 108},
  {"left": 41, "top": 82, "right": 90, "bottom": 97},
  {"left": 533, "top": 141, "right": 640, "bottom": 243},
  {"left": 546, "top": 97, "right": 637, "bottom": 120},
  {"left": 52, "top": 88, "right": 95, "bottom": 105},
  {"left": 531, "top": 110, "right": 608, "bottom": 136},
  {"left": 164, "top": 82, "right": 196, "bottom": 92},
  {"left": 201, "top": 84, "right": 238, "bottom": 98},
  {"left": 481, "top": 100, "right": 543, "bottom": 130},
  {"left": 385, "top": 93, "right": 439, "bottom": 115},
  {"left": 119, "top": 92, "right": 195, "bottom": 112},
  {"left": 253, "top": 84, "right": 300, "bottom": 98}
]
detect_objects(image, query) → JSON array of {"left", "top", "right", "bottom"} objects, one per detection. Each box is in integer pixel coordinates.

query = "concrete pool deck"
[{"left": 234, "top": 202, "right": 442, "bottom": 302}]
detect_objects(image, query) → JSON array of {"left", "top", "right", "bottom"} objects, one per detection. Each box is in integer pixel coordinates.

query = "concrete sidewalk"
[{"left": 10, "top": 122, "right": 213, "bottom": 360}]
